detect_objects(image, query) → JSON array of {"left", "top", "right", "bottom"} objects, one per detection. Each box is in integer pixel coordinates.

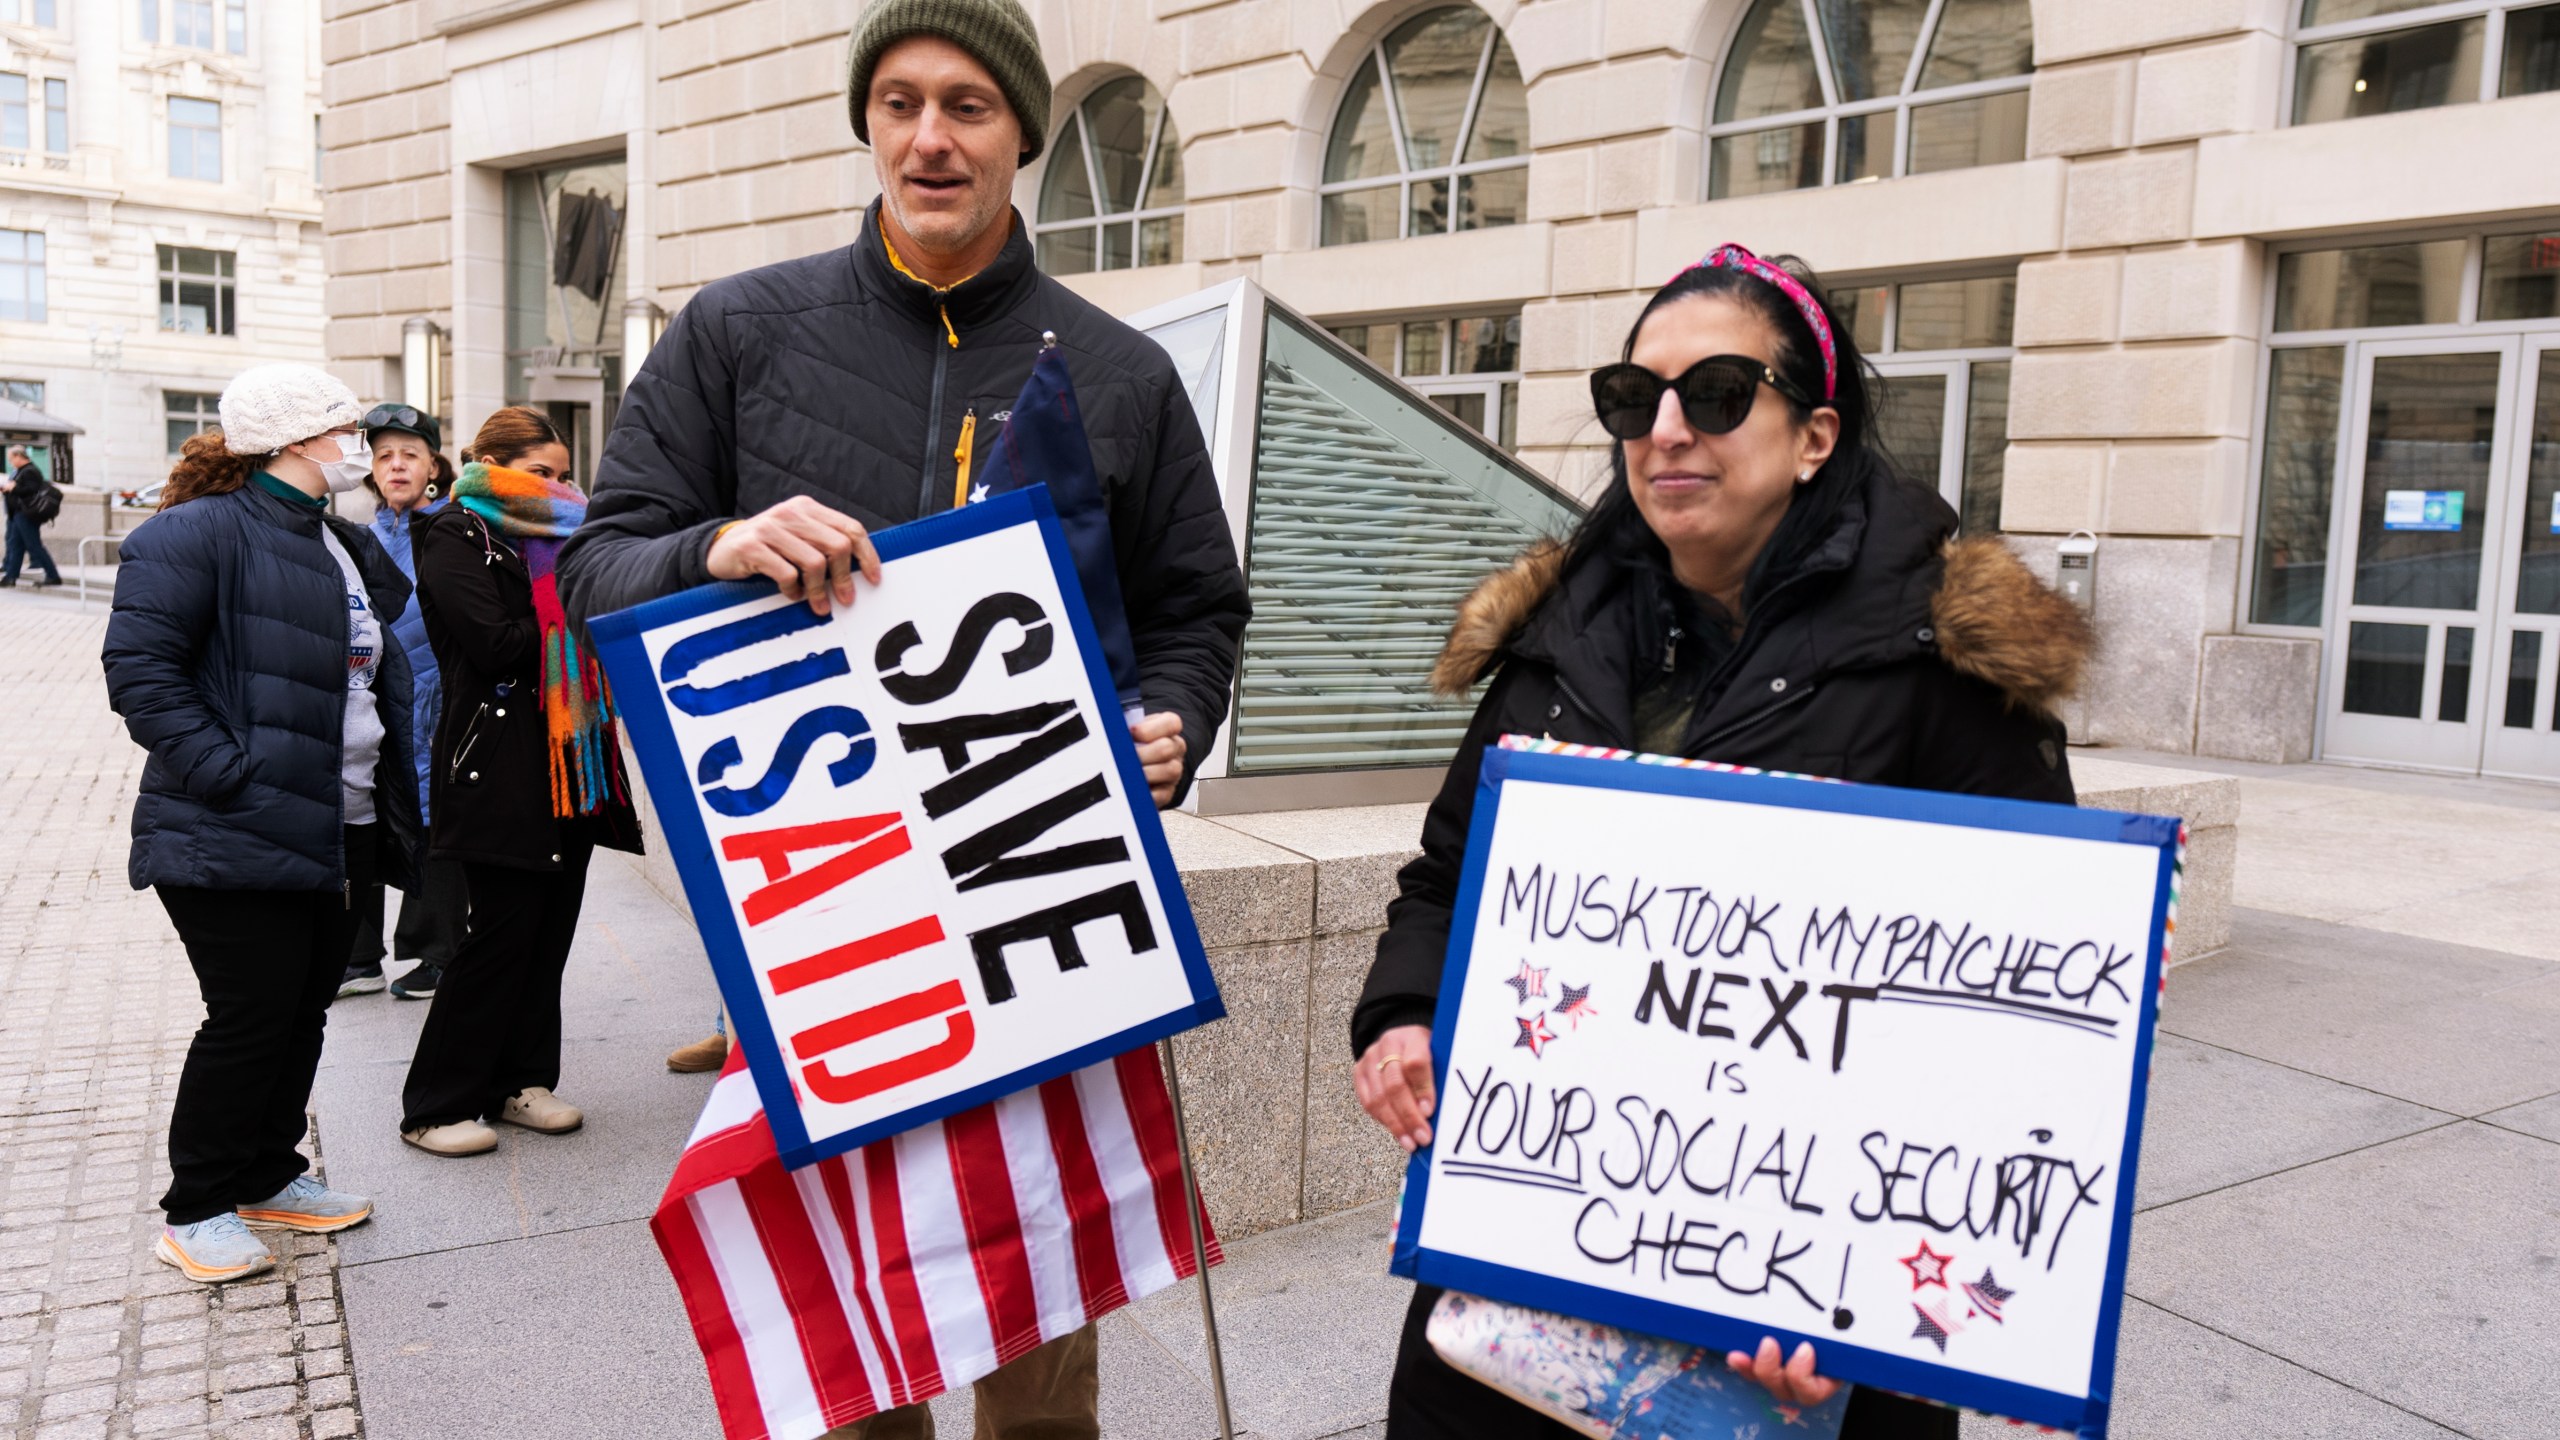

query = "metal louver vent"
[{"left": 1234, "top": 315, "right": 1579, "bottom": 772}]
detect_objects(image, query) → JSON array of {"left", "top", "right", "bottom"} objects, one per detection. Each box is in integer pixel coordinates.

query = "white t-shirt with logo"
[{"left": 320, "top": 527, "right": 386, "bottom": 825}]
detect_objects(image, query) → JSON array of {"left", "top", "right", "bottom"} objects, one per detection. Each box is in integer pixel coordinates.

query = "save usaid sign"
[
  {"left": 1392, "top": 741, "right": 2178, "bottom": 1435},
  {"left": 591, "top": 488, "right": 1221, "bottom": 1168}
]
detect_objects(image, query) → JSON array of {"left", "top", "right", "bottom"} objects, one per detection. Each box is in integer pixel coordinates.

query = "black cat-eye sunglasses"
[{"left": 1588, "top": 355, "right": 1816, "bottom": 442}]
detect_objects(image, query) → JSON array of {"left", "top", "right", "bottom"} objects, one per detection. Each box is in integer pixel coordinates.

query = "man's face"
[{"left": 867, "top": 35, "right": 1021, "bottom": 260}]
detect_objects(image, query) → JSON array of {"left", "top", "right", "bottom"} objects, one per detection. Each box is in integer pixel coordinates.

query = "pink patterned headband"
[{"left": 1680, "top": 242, "right": 1837, "bottom": 402}]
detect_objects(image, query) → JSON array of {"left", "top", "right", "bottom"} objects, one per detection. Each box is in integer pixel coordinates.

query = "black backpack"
[{"left": 18, "top": 471, "right": 60, "bottom": 526}]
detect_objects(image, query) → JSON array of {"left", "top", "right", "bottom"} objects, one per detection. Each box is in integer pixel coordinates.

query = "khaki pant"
[{"left": 829, "top": 1325, "right": 1098, "bottom": 1440}]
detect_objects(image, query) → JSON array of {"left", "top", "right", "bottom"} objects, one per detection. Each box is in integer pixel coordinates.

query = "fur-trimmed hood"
[{"left": 1429, "top": 531, "right": 2091, "bottom": 715}]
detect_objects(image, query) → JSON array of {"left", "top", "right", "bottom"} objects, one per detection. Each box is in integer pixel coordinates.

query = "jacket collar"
[
  {"left": 850, "top": 199, "right": 1039, "bottom": 342},
  {"left": 239, "top": 476, "right": 326, "bottom": 534},
  {"left": 1506, "top": 472, "right": 1881, "bottom": 711},
  {"left": 251, "top": 471, "right": 327, "bottom": 512}
]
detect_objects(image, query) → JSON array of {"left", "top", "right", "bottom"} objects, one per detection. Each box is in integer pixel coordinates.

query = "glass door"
[
  {"left": 2321, "top": 337, "right": 2518, "bottom": 772},
  {"left": 2481, "top": 341, "right": 2560, "bottom": 780}
]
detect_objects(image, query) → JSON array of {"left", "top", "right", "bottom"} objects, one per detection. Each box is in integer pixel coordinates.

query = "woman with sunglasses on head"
[
  {"left": 398, "top": 406, "right": 642, "bottom": 1157},
  {"left": 1350, "top": 247, "right": 2090, "bottom": 1437},
  {"left": 339, "top": 405, "right": 471, "bottom": 1003},
  {"left": 103, "top": 364, "right": 421, "bottom": 1283}
]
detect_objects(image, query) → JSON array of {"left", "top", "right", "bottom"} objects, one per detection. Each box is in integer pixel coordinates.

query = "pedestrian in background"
[
  {"left": 1, "top": 442, "right": 63, "bottom": 589},
  {"left": 398, "top": 405, "right": 642, "bottom": 1158},
  {"left": 1353, "top": 247, "right": 2090, "bottom": 1437},
  {"left": 102, "top": 364, "right": 419, "bottom": 1284},
  {"left": 340, "top": 405, "right": 471, "bottom": 1002}
]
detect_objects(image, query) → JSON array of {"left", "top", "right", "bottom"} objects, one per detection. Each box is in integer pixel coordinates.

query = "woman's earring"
[{"left": 1797, "top": 469, "right": 1813, "bottom": 483}]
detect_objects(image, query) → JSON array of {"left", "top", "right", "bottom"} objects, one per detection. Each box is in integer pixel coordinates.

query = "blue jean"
[{"left": 2, "top": 512, "right": 58, "bottom": 583}]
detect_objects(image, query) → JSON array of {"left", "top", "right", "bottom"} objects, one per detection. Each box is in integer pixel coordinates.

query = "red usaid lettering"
[
  {"left": 721, "top": 814, "right": 914, "bottom": 926},
  {"left": 791, "top": 980, "right": 977, "bottom": 1105}
]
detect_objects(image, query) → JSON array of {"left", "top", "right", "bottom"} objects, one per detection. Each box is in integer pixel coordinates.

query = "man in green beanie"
[{"left": 559, "top": 6, "right": 1248, "bottom": 1436}]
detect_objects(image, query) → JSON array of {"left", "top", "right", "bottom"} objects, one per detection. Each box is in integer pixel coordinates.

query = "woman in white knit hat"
[{"left": 102, "top": 363, "right": 424, "bottom": 1284}]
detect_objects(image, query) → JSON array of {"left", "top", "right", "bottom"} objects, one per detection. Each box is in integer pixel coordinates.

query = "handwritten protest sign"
[
  {"left": 590, "top": 487, "right": 1221, "bottom": 1169},
  {"left": 1390, "top": 740, "right": 2178, "bottom": 1435}
]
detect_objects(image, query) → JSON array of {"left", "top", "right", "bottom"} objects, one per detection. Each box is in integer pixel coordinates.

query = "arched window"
[
  {"left": 1036, "top": 76, "right": 1184, "bottom": 275},
  {"left": 1709, "top": 0, "right": 2032, "bottom": 200},
  {"left": 2290, "top": 2, "right": 2560, "bottom": 126},
  {"left": 1320, "top": 6, "right": 1529, "bottom": 247}
]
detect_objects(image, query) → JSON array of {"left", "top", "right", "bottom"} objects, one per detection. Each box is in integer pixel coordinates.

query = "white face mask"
[{"left": 308, "top": 431, "right": 371, "bottom": 494}]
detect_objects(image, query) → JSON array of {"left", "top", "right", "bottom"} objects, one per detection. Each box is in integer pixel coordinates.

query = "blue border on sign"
[
  {"left": 588, "top": 485, "right": 1223, "bottom": 1170},
  {"left": 1385, "top": 744, "right": 2176, "bottom": 1438}
]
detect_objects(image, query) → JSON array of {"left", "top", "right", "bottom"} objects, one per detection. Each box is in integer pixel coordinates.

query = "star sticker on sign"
[
  {"left": 1513, "top": 1013, "right": 1556, "bottom": 1057},
  {"left": 1551, "top": 982, "right": 1598, "bottom": 1029},
  {"left": 1505, "top": 960, "right": 1549, "bottom": 1004},
  {"left": 1900, "top": 1240, "right": 1953, "bottom": 1291}
]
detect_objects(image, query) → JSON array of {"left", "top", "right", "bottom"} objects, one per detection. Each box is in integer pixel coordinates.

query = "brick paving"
[{"left": 0, "top": 596, "right": 364, "bottom": 1440}]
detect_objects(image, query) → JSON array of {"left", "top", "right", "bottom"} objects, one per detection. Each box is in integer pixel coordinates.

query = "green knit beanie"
[{"left": 846, "top": 0, "right": 1051, "bottom": 163}]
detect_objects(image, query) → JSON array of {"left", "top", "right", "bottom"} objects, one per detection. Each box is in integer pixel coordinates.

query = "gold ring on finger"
[{"left": 1374, "top": 1056, "right": 1403, "bottom": 1074}]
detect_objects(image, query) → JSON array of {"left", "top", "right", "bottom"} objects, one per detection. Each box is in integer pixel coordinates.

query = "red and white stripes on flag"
[{"left": 655, "top": 1047, "right": 1223, "bottom": 1440}]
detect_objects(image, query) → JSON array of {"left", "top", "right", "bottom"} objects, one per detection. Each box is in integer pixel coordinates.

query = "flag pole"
[{"left": 1156, "top": 1038, "right": 1237, "bottom": 1440}]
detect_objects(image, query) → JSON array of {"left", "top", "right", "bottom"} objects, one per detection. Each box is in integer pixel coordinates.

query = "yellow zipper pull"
[{"left": 951, "top": 408, "right": 977, "bottom": 510}]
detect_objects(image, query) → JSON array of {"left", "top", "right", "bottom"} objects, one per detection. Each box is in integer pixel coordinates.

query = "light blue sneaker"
[
  {"left": 239, "top": 1175, "right": 374, "bottom": 1234},
  {"left": 154, "top": 1213, "right": 275, "bottom": 1284}
]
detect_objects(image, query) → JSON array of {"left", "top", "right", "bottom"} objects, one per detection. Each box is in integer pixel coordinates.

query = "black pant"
[
  {"left": 349, "top": 854, "right": 468, "bottom": 969},
  {"left": 157, "top": 825, "right": 376, "bottom": 1225},
  {"left": 3, "top": 512, "right": 59, "bottom": 583},
  {"left": 400, "top": 841, "right": 593, "bottom": 1130},
  {"left": 1385, "top": 1286, "right": 1958, "bottom": 1440}
]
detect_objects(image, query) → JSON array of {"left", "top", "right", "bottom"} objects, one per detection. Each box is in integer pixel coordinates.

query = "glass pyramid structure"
[{"left": 1127, "top": 280, "right": 1582, "bottom": 799}]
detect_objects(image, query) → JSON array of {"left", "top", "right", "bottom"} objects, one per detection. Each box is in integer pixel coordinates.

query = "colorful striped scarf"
[{"left": 450, "top": 462, "right": 625, "bottom": 821}]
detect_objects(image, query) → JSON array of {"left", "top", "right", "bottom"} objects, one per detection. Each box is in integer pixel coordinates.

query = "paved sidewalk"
[
  {"left": 7, "top": 581, "right": 2556, "bottom": 1440},
  {"left": 0, "top": 597, "right": 363, "bottom": 1440},
  {"left": 315, "top": 751, "right": 2560, "bottom": 1440}
]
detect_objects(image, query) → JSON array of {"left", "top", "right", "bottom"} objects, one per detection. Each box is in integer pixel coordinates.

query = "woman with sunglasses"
[
  {"left": 1350, "top": 247, "right": 2090, "bottom": 1437},
  {"left": 398, "top": 406, "right": 642, "bottom": 1157},
  {"left": 339, "top": 404, "right": 469, "bottom": 1002}
]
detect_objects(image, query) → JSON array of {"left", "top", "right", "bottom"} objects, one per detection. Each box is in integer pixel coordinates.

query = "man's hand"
[
  {"left": 705, "top": 496, "right": 882, "bottom": 615},
  {"left": 1725, "top": 1337, "right": 1841, "bottom": 1409},
  {"left": 1130, "top": 712, "right": 1185, "bottom": 808},
  {"left": 1354, "top": 1025, "right": 1436, "bottom": 1153}
]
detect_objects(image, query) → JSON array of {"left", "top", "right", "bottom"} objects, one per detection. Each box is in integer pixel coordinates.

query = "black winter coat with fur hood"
[{"left": 1352, "top": 462, "right": 2093, "bottom": 1055}]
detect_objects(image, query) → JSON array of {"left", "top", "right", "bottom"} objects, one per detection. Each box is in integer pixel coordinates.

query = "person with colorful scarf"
[{"left": 399, "top": 406, "right": 643, "bottom": 1157}]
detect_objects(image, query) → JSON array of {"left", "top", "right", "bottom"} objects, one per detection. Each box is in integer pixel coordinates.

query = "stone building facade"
[
  {"left": 0, "top": 0, "right": 326, "bottom": 495},
  {"left": 320, "top": 0, "right": 2560, "bottom": 782}
]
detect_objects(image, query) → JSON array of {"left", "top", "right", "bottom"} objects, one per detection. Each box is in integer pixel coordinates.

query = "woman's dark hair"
[
  {"left": 159, "top": 430, "right": 258, "bottom": 510},
  {"left": 468, "top": 405, "right": 567, "bottom": 470},
  {"left": 1561, "top": 254, "right": 1893, "bottom": 598}
]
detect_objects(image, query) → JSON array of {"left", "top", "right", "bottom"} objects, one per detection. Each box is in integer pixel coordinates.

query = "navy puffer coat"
[{"left": 103, "top": 482, "right": 424, "bottom": 894}]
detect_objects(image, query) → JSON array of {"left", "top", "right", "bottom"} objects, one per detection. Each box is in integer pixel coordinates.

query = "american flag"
[{"left": 654, "top": 1045, "right": 1222, "bottom": 1440}]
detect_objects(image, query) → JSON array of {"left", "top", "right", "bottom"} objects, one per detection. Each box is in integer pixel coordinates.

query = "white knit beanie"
[{"left": 218, "top": 364, "right": 364, "bottom": 456}]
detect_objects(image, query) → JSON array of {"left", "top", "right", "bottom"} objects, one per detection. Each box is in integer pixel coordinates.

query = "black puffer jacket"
[
  {"left": 103, "top": 483, "right": 423, "bottom": 893},
  {"left": 556, "top": 203, "right": 1250, "bottom": 799},
  {"left": 1353, "top": 464, "right": 2092, "bottom": 1055},
  {"left": 415, "top": 505, "right": 642, "bottom": 870}
]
